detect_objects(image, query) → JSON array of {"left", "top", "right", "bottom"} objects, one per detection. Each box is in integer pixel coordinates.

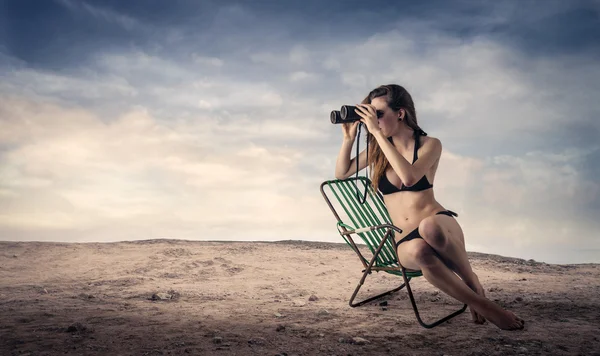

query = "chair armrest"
[{"left": 337, "top": 222, "right": 403, "bottom": 236}]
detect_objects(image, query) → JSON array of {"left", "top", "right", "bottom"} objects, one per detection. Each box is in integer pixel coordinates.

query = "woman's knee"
[
  {"left": 407, "top": 240, "right": 438, "bottom": 267},
  {"left": 419, "top": 217, "right": 447, "bottom": 248}
]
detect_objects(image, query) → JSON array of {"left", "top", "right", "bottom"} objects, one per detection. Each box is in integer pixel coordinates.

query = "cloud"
[
  {"left": 0, "top": 96, "right": 330, "bottom": 241},
  {"left": 1, "top": 1, "right": 599, "bottom": 263},
  {"left": 290, "top": 71, "right": 317, "bottom": 82},
  {"left": 192, "top": 55, "right": 224, "bottom": 67},
  {"left": 55, "top": 0, "right": 143, "bottom": 31},
  {"left": 4, "top": 91, "right": 594, "bottom": 264},
  {"left": 434, "top": 147, "right": 600, "bottom": 262}
]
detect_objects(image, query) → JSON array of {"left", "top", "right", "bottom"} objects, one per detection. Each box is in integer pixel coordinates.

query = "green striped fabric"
[{"left": 324, "top": 177, "right": 422, "bottom": 278}]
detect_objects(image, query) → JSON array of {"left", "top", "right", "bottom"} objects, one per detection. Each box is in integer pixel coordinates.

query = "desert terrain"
[{"left": 1, "top": 239, "right": 599, "bottom": 355}]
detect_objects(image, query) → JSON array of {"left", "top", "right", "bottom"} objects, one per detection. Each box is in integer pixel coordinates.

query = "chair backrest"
[{"left": 320, "top": 176, "right": 399, "bottom": 267}]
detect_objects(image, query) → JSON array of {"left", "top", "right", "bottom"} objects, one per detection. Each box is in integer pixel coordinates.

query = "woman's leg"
[
  {"left": 418, "top": 214, "right": 476, "bottom": 284},
  {"left": 418, "top": 213, "right": 487, "bottom": 323},
  {"left": 397, "top": 239, "right": 524, "bottom": 330}
]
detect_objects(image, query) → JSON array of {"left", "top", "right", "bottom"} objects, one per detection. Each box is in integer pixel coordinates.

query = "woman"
[{"left": 334, "top": 84, "right": 524, "bottom": 330}]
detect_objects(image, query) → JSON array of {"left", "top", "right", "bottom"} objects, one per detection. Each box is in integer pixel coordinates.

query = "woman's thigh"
[{"left": 420, "top": 213, "right": 466, "bottom": 249}]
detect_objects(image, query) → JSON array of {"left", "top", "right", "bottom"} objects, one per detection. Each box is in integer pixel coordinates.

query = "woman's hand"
[
  {"left": 354, "top": 104, "right": 381, "bottom": 133},
  {"left": 342, "top": 121, "right": 360, "bottom": 140}
]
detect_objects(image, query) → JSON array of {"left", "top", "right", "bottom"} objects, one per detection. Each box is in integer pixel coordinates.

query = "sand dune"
[{"left": 1, "top": 240, "right": 599, "bottom": 355}]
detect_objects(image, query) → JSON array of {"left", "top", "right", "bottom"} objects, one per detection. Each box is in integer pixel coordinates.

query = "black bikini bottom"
[{"left": 395, "top": 210, "right": 458, "bottom": 249}]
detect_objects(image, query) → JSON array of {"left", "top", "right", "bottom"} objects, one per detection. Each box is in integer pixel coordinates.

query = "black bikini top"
[{"left": 378, "top": 131, "right": 433, "bottom": 195}]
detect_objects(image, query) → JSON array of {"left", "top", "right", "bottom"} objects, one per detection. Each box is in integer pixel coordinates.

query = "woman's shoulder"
[{"left": 420, "top": 133, "right": 442, "bottom": 147}]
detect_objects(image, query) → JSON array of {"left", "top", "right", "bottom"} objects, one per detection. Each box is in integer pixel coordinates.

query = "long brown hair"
[{"left": 362, "top": 84, "right": 427, "bottom": 192}]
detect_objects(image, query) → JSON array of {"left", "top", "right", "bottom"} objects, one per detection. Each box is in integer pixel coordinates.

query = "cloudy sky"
[{"left": 1, "top": 0, "right": 599, "bottom": 264}]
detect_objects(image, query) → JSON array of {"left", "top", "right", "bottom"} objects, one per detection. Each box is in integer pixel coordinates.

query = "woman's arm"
[
  {"left": 371, "top": 131, "right": 441, "bottom": 186},
  {"left": 335, "top": 137, "right": 368, "bottom": 179}
]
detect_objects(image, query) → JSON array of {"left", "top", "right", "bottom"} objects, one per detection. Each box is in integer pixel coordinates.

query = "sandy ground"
[{"left": 1, "top": 239, "right": 599, "bottom": 356}]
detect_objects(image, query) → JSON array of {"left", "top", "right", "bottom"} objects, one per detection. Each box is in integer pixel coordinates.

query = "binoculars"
[
  {"left": 330, "top": 105, "right": 360, "bottom": 124},
  {"left": 330, "top": 105, "right": 383, "bottom": 124}
]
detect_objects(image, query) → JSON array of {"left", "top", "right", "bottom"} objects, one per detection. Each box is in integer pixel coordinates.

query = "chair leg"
[
  {"left": 348, "top": 229, "right": 407, "bottom": 307},
  {"left": 348, "top": 269, "right": 409, "bottom": 307},
  {"left": 401, "top": 267, "right": 468, "bottom": 329}
]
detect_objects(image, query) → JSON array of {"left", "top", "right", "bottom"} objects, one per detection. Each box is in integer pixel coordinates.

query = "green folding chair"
[{"left": 319, "top": 176, "right": 467, "bottom": 328}]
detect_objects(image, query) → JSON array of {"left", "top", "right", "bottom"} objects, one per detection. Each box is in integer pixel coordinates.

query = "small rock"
[
  {"left": 308, "top": 294, "right": 319, "bottom": 301},
  {"left": 166, "top": 289, "right": 180, "bottom": 300},
  {"left": 248, "top": 337, "right": 266, "bottom": 345},
  {"left": 352, "top": 337, "right": 369, "bottom": 345},
  {"left": 379, "top": 301, "right": 388, "bottom": 306},
  {"left": 518, "top": 347, "right": 528, "bottom": 353},
  {"left": 150, "top": 293, "right": 172, "bottom": 301},
  {"left": 212, "top": 337, "right": 222, "bottom": 344},
  {"left": 66, "top": 322, "right": 91, "bottom": 333},
  {"left": 515, "top": 297, "right": 523, "bottom": 302},
  {"left": 42, "top": 288, "right": 48, "bottom": 294},
  {"left": 274, "top": 312, "right": 284, "bottom": 318},
  {"left": 276, "top": 325, "right": 286, "bottom": 332},
  {"left": 317, "top": 309, "right": 329, "bottom": 316}
]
